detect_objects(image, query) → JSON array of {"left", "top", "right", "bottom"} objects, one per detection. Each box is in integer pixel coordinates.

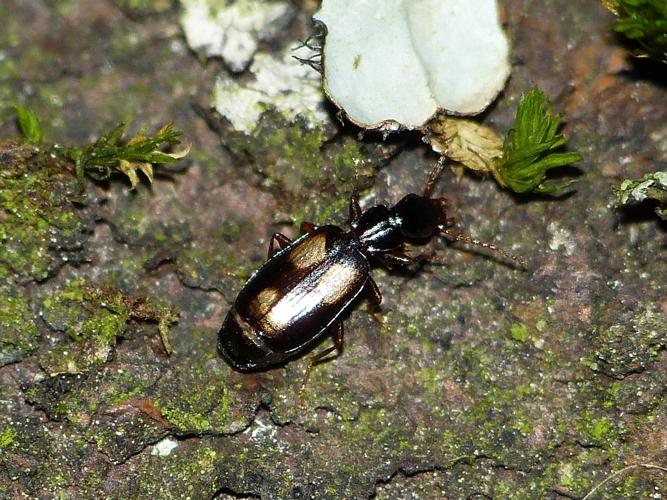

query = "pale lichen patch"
[
  {"left": 180, "top": 0, "right": 294, "bottom": 72},
  {"left": 212, "top": 47, "right": 331, "bottom": 134}
]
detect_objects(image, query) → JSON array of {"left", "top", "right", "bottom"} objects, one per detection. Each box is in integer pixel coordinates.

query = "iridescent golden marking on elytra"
[
  {"left": 248, "top": 287, "right": 281, "bottom": 317},
  {"left": 288, "top": 232, "right": 327, "bottom": 270},
  {"left": 262, "top": 261, "right": 361, "bottom": 333}
]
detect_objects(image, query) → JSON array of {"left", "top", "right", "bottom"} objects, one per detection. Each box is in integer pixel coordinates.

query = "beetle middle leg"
[
  {"left": 364, "top": 277, "right": 384, "bottom": 325},
  {"left": 268, "top": 232, "right": 293, "bottom": 258},
  {"left": 376, "top": 250, "right": 449, "bottom": 272},
  {"left": 300, "top": 322, "right": 344, "bottom": 396}
]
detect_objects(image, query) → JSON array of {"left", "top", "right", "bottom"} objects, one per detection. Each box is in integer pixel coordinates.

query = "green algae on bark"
[
  {"left": 222, "top": 111, "right": 377, "bottom": 228},
  {"left": 39, "top": 279, "right": 178, "bottom": 375},
  {"left": 0, "top": 143, "right": 93, "bottom": 282},
  {"left": 589, "top": 303, "right": 666, "bottom": 379},
  {"left": 0, "top": 284, "right": 40, "bottom": 367}
]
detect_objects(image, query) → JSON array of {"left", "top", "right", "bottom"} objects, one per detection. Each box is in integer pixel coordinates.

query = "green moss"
[
  {"left": 39, "top": 279, "right": 177, "bottom": 374},
  {"left": 509, "top": 323, "right": 530, "bottom": 342},
  {"left": 0, "top": 288, "right": 40, "bottom": 365},
  {"left": 592, "top": 303, "right": 666, "bottom": 378},
  {"left": 605, "top": 0, "right": 667, "bottom": 63},
  {"left": 229, "top": 112, "right": 375, "bottom": 228},
  {"left": 132, "top": 444, "right": 220, "bottom": 497},
  {"left": 0, "top": 426, "right": 18, "bottom": 449},
  {"left": 155, "top": 356, "right": 241, "bottom": 434},
  {"left": 558, "top": 459, "right": 593, "bottom": 493},
  {"left": 576, "top": 411, "right": 623, "bottom": 448},
  {"left": 415, "top": 366, "right": 444, "bottom": 395},
  {"left": 111, "top": 0, "right": 173, "bottom": 16},
  {"left": 0, "top": 144, "right": 89, "bottom": 281},
  {"left": 589, "top": 417, "right": 613, "bottom": 442}
]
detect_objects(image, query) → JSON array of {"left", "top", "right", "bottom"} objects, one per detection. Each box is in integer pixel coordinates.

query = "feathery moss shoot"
[
  {"left": 64, "top": 123, "right": 190, "bottom": 189},
  {"left": 495, "top": 87, "right": 582, "bottom": 195},
  {"left": 604, "top": 0, "right": 667, "bottom": 63},
  {"left": 14, "top": 104, "right": 43, "bottom": 145},
  {"left": 12, "top": 106, "right": 190, "bottom": 190}
]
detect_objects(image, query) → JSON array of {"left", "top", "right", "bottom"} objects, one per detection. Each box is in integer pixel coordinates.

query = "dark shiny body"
[
  {"left": 219, "top": 226, "right": 369, "bottom": 370},
  {"left": 219, "top": 166, "right": 453, "bottom": 372}
]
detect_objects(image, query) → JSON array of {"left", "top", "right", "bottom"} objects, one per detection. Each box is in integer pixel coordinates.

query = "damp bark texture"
[{"left": 0, "top": 0, "right": 666, "bottom": 498}]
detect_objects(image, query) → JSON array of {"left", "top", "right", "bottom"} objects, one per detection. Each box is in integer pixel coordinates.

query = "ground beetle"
[{"left": 218, "top": 164, "right": 522, "bottom": 387}]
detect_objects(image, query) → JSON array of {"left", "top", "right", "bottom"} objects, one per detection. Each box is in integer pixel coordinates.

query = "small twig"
[{"left": 581, "top": 463, "right": 667, "bottom": 500}]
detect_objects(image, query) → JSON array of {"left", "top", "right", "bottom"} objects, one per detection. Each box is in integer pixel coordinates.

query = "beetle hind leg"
[{"left": 299, "top": 322, "right": 344, "bottom": 398}]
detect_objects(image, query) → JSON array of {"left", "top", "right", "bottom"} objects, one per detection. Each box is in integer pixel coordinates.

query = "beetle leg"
[
  {"left": 375, "top": 251, "right": 419, "bottom": 270},
  {"left": 441, "top": 213, "right": 456, "bottom": 228},
  {"left": 364, "top": 278, "right": 384, "bottom": 325},
  {"left": 268, "top": 232, "right": 293, "bottom": 258},
  {"left": 300, "top": 322, "right": 344, "bottom": 396},
  {"left": 376, "top": 250, "right": 444, "bottom": 272},
  {"left": 365, "top": 277, "right": 382, "bottom": 306},
  {"left": 300, "top": 221, "right": 316, "bottom": 234},
  {"left": 349, "top": 190, "right": 362, "bottom": 225},
  {"left": 423, "top": 163, "right": 445, "bottom": 198}
]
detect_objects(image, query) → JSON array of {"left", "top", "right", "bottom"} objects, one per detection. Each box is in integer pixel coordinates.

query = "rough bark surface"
[{"left": 0, "top": 0, "right": 665, "bottom": 498}]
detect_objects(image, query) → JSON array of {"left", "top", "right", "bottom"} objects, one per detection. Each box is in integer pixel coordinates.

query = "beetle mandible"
[{"left": 218, "top": 164, "right": 522, "bottom": 387}]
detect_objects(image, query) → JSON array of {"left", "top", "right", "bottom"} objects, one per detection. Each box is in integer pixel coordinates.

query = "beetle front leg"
[
  {"left": 423, "top": 163, "right": 445, "bottom": 198},
  {"left": 375, "top": 251, "right": 419, "bottom": 270},
  {"left": 376, "top": 250, "right": 443, "bottom": 272},
  {"left": 300, "top": 322, "right": 344, "bottom": 397},
  {"left": 268, "top": 232, "right": 293, "bottom": 258}
]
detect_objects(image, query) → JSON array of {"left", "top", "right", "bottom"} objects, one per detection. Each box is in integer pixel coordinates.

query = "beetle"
[{"left": 218, "top": 164, "right": 522, "bottom": 386}]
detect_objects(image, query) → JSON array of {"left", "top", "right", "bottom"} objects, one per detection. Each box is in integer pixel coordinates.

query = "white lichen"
[
  {"left": 180, "top": 0, "right": 294, "bottom": 72},
  {"left": 212, "top": 47, "right": 331, "bottom": 134},
  {"left": 314, "top": 0, "right": 511, "bottom": 129},
  {"left": 151, "top": 437, "right": 179, "bottom": 456},
  {"left": 547, "top": 222, "right": 577, "bottom": 256}
]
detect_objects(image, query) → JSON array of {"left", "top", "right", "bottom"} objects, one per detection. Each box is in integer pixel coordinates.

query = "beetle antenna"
[
  {"left": 423, "top": 163, "right": 445, "bottom": 198},
  {"left": 440, "top": 228, "right": 527, "bottom": 269}
]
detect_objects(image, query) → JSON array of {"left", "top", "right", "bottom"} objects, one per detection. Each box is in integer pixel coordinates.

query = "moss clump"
[
  {"left": 591, "top": 303, "right": 666, "bottom": 378},
  {"left": 575, "top": 411, "right": 624, "bottom": 449},
  {"left": 227, "top": 111, "right": 376, "bottom": 228},
  {"left": 0, "top": 426, "right": 18, "bottom": 449},
  {"left": 39, "top": 280, "right": 178, "bottom": 375},
  {"left": 588, "top": 416, "right": 614, "bottom": 442},
  {"left": 509, "top": 323, "right": 530, "bottom": 342},
  {"left": 0, "top": 143, "right": 92, "bottom": 281},
  {"left": 0, "top": 284, "right": 40, "bottom": 366},
  {"left": 604, "top": 0, "right": 667, "bottom": 63},
  {"left": 176, "top": 220, "right": 257, "bottom": 297},
  {"left": 496, "top": 87, "right": 583, "bottom": 195}
]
